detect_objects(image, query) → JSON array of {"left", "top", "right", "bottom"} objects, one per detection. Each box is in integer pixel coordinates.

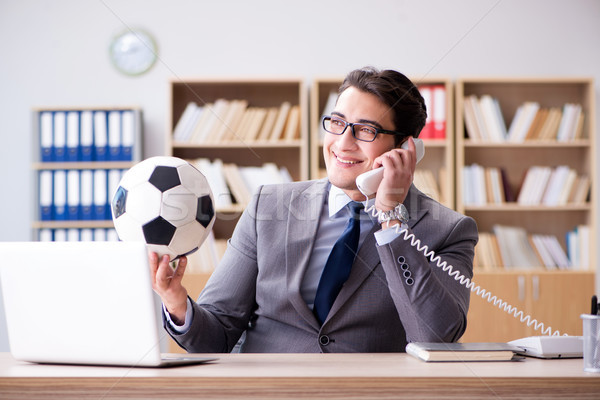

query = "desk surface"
[{"left": 1, "top": 352, "right": 599, "bottom": 399}]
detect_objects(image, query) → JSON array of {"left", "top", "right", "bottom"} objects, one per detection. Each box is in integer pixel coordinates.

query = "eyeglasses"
[{"left": 322, "top": 115, "right": 405, "bottom": 142}]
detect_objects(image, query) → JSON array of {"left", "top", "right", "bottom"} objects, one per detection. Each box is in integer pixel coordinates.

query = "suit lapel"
[
  {"left": 285, "top": 179, "right": 328, "bottom": 329},
  {"left": 405, "top": 185, "right": 428, "bottom": 229},
  {"left": 325, "top": 186, "right": 428, "bottom": 323}
]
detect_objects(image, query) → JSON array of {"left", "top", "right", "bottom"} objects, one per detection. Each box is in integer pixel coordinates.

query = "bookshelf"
[
  {"left": 310, "top": 76, "right": 455, "bottom": 208},
  {"left": 32, "top": 107, "right": 143, "bottom": 242},
  {"left": 455, "top": 77, "right": 596, "bottom": 342},
  {"left": 167, "top": 78, "right": 309, "bottom": 272}
]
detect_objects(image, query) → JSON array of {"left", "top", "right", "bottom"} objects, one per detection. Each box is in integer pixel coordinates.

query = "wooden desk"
[{"left": 0, "top": 352, "right": 598, "bottom": 399}]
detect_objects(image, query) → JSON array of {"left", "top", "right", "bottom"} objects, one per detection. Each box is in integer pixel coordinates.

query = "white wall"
[{"left": 0, "top": 0, "right": 599, "bottom": 351}]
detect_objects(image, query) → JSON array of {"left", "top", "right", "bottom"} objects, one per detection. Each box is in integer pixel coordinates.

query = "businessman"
[{"left": 150, "top": 67, "right": 478, "bottom": 353}]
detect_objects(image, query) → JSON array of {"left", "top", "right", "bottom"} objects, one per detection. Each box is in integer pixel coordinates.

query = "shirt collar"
[{"left": 328, "top": 184, "right": 376, "bottom": 220}]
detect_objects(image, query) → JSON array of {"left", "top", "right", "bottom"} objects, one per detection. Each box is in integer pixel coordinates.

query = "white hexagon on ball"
[
  {"left": 125, "top": 181, "right": 163, "bottom": 224},
  {"left": 161, "top": 185, "right": 198, "bottom": 228}
]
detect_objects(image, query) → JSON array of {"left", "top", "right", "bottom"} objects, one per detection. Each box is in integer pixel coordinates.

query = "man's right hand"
[{"left": 149, "top": 252, "right": 189, "bottom": 325}]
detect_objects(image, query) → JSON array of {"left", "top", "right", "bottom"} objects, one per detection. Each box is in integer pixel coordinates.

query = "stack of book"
[
  {"left": 173, "top": 100, "right": 301, "bottom": 144},
  {"left": 186, "top": 231, "right": 228, "bottom": 273},
  {"left": 39, "top": 109, "right": 139, "bottom": 162},
  {"left": 414, "top": 169, "right": 443, "bottom": 204},
  {"left": 473, "top": 224, "right": 589, "bottom": 270},
  {"left": 462, "top": 164, "right": 589, "bottom": 206},
  {"left": 566, "top": 225, "right": 590, "bottom": 270},
  {"left": 38, "top": 168, "right": 126, "bottom": 222},
  {"left": 462, "top": 164, "right": 509, "bottom": 206},
  {"left": 38, "top": 227, "right": 119, "bottom": 243},
  {"left": 190, "top": 158, "right": 293, "bottom": 209},
  {"left": 464, "top": 96, "right": 584, "bottom": 142},
  {"left": 418, "top": 84, "right": 447, "bottom": 140},
  {"left": 516, "top": 166, "right": 589, "bottom": 206}
]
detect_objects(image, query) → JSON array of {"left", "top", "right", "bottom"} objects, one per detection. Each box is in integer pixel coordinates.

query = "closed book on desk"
[{"left": 406, "top": 342, "right": 524, "bottom": 362}]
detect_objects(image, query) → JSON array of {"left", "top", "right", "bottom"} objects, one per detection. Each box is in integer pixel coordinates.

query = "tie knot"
[{"left": 348, "top": 202, "right": 363, "bottom": 219}]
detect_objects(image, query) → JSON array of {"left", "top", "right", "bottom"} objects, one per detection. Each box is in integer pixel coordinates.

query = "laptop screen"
[{"left": 0, "top": 241, "right": 168, "bottom": 366}]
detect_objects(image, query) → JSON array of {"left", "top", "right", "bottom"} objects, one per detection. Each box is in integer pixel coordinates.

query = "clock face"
[{"left": 110, "top": 30, "right": 157, "bottom": 76}]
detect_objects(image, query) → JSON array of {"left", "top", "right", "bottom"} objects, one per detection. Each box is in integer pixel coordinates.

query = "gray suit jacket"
[{"left": 166, "top": 178, "right": 478, "bottom": 353}]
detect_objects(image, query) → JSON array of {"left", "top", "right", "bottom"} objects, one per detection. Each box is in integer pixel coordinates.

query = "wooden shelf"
[
  {"left": 31, "top": 107, "right": 143, "bottom": 241},
  {"left": 464, "top": 204, "right": 591, "bottom": 212},
  {"left": 463, "top": 139, "right": 591, "bottom": 148},
  {"left": 32, "top": 161, "right": 135, "bottom": 170},
  {"left": 168, "top": 78, "right": 309, "bottom": 182},
  {"left": 32, "top": 220, "right": 114, "bottom": 229},
  {"left": 167, "top": 78, "right": 309, "bottom": 274},
  {"left": 455, "top": 77, "right": 596, "bottom": 342}
]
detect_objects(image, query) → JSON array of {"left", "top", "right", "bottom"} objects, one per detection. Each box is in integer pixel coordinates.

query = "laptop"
[{"left": 0, "top": 240, "right": 216, "bottom": 367}]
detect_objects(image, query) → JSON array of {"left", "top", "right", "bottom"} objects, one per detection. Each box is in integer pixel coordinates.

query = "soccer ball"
[{"left": 111, "top": 156, "right": 215, "bottom": 261}]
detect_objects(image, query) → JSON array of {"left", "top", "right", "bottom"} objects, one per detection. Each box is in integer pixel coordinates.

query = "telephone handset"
[
  {"left": 355, "top": 137, "right": 568, "bottom": 341},
  {"left": 356, "top": 138, "right": 425, "bottom": 197}
]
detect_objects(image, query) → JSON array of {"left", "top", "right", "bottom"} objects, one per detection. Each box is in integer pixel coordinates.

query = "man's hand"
[
  {"left": 149, "top": 252, "right": 189, "bottom": 325},
  {"left": 373, "top": 137, "right": 417, "bottom": 211}
]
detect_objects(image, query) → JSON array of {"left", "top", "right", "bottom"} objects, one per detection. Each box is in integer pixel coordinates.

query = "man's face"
[{"left": 323, "top": 86, "right": 397, "bottom": 199}]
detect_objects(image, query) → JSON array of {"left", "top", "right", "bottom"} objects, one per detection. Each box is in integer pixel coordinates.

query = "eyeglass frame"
[{"left": 321, "top": 115, "right": 408, "bottom": 142}]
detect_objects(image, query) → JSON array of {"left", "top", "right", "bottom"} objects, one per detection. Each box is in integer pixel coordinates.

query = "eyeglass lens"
[{"left": 323, "top": 117, "right": 377, "bottom": 142}]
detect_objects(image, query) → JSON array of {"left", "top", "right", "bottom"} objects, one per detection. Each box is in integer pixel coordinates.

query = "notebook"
[
  {"left": 406, "top": 342, "right": 524, "bottom": 362},
  {"left": 0, "top": 240, "right": 216, "bottom": 367}
]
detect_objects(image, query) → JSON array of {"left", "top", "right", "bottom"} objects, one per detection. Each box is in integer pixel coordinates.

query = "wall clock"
[{"left": 110, "top": 29, "right": 158, "bottom": 76}]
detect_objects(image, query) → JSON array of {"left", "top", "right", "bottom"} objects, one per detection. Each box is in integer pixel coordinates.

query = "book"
[
  {"left": 413, "top": 169, "right": 440, "bottom": 202},
  {"left": 493, "top": 224, "right": 542, "bottom": 268},
  {"left": 191, "top": 158, "right": 232, "bottom": 209},
  {"left": 432, "top": 85, "right": 446, "bottom": 139},
  {"left": 172, "top": 102, "right": 200, "bottom": 143},
  {"left": 283, "top": 105, "right": 300, "bottom": 141},
  {"left": 244, "top": 107, "right": 267, "bottom": 142},
  {"left": 269, "top": 101, "right": 292, "bottom": 141},
  {"left": 406, "top": 342, "right": 524, "bottom": 362},
  {"left": 557, "top": 103, "right": 583, "bottom": 142},
  {"left": 524, "top": 107, "right": 548, "bottom": 141},
  {"left": 479, "top": 95, "right": 507, "bottom": 142},
  {"left": 507, "top": 102, "right": 539, "bottom": 142},
  {"left": 256, "top": 107, "right": 279, "bottom": 141},
  {"left": 463, "top": 95, "right": 487, "bottom": 141},
  {"left": 419, "top": 85, "right": 433, "bottom": 139},
  {"left": 216, "top": 99, "right": 248, "bottom": 142},
  {"left": 40, "top": 111, "right": 53, "bottom": 162},
  {"left": 53, "top": 111, "right": 67, "bottom": 161}
]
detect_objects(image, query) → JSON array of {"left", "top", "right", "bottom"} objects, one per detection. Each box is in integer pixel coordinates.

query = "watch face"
[
  {"left": 110, "top": 30, "right": 157, "bottom": 76},
  {"left": 398, "top": 204, "right": 409, "bottom": 223}
]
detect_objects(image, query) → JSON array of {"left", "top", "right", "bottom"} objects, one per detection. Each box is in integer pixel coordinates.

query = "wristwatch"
[{"left": 377, "top": 203, "right": 409, "bottom": 225}]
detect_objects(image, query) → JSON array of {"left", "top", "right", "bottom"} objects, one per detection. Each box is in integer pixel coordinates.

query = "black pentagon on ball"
[
  {"left": 142, "top": 216, "right": 177, "bottom": 245},
  {"left": 196, "top": 195, "right": 214, "bottom": 228},
  {"left": 148, "top": 166, "right": 181, "bottom": 192},
  {"left": 112, "top": 186, "right": 128, "bottom": 219}
]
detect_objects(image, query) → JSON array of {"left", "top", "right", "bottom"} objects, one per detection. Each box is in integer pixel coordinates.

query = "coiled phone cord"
[{"left": 365, "top": 203, "right": 564, "bottom": 337}]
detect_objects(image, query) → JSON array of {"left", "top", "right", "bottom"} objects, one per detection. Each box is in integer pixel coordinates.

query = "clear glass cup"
[{"left": 581, "top": 314, "right": 600, "bottom": 373}]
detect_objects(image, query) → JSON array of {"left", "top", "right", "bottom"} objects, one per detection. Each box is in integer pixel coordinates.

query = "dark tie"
[{"left": 313, "top": 202, "right": 363, "bottom": 325}]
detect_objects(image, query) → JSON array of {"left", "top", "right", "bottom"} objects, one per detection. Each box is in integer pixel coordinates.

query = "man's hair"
[{"left": 338, "top": 67, "right": 427, "bottom": 145}]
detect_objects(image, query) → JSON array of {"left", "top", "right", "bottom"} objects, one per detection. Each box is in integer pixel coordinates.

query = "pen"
[{"left": 592, "top": 295, "right": 598, "bottom": 315}]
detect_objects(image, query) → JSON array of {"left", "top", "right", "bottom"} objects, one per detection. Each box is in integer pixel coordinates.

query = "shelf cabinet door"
[
  {"left": 529, "top": 271, "right": 594, "bottom": 337},
  {"left": 461, "top": 271, "right": 595, "bottom": 343},
  {"left": 461, "top": 272, "right": 530, "bottom": 342}
]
